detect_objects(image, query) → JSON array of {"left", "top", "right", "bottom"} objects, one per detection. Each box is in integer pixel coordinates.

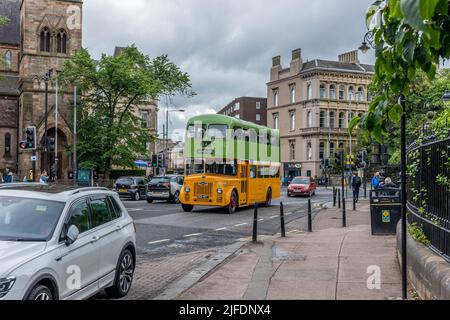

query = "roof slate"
[{"left": 0, "top": 0, "right": 20, "bottom": 45}]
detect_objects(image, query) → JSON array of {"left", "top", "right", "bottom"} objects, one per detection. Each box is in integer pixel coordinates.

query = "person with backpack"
[{"left": 351, "top": 172, "right": 362, "bottom": 202}]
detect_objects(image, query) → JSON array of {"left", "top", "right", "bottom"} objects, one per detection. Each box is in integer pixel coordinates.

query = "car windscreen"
[
  {"left": 292, "top": 178, "right": 310, "bottom": 184},
  {"left": 116, "top": 178, "right": 133, "bottom": 185},
  {"left": 149, "top": 177, "right": 171, "bottom": 184},
  {"left": 0, "top": 196, "right": 65, "bottom": 241}
]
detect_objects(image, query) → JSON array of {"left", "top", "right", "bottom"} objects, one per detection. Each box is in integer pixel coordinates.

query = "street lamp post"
[{"left": 164, "top": 108, "right": 185, "bottom": 175}]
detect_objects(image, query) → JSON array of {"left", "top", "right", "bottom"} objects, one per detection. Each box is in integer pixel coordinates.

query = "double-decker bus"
[{"left": 180, "top": 114, "right": 281, "bottom": 214}]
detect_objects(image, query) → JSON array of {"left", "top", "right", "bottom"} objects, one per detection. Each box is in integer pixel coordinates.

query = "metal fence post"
[
  {"left": 308, "top": 198, "right": 312, "bottom": 232},
  {"left": 280, "top": 202, "right": 286, "bottom": 238},
  {"left": 353, "top": 195, "right": 356, "bottom": 211},
  {"left": 342, "top": 192, "right": 347, "bottom": 227},
  {"left": 338, "top": 189, "right": 341, "bottom": 209},
  {"left": 333, "top": 187, "right": 336, "bottom": 207},
  {"left": 252, "top": 203, "right": 258, "bottom": 242}
]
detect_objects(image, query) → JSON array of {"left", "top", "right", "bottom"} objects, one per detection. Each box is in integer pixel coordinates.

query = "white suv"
[{"left": 0, "top": 184, "right": 136, "bottom": 300}]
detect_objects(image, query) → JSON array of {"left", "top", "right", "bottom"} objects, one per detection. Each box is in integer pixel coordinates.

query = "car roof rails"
[
  {"left": 66, "top": 187, "right": 109, "bottom": 196},
  {"left": 0, "top": 182, "right": 46, "bottom": 189}
]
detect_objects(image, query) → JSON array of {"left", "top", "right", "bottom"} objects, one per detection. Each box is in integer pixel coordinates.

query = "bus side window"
[{"left": 250, "top": 166, "right": 257, "bottom": 179}]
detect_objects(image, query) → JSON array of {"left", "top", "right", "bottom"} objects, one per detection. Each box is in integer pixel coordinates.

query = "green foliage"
[
  {"left": 59, "top": 46, "right": 194, "bottom": 178},
  {"left": 431, "top": 103, "right": 450, "bottom": 138},
  {"left": 408, "top": 222, "right": 430, "bottom": 245},
  {"left": 0, "top": 16, "right": 9, "bottom": 26},
  {"left": 351, "top": 0, "right": 450, "bottom": 141}
]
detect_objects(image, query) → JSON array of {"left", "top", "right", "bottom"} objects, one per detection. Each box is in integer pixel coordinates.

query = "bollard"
[
  {"left": 353, "top": 195, "right": 356, "bottom": 211},
  {"left": 338, "top": 189, "right": 341, "bottom": 209},
  {"left": 342, "top": 195, "right": 347, "bottom": 228},
  {"left": 280, "top": 202, "right": 286, "bottom": 238},
  {"left": 333, "top": 187, "right": 336, "bottom": 207},
  {"left": 308, "top": 198, "right": 312, "bottom": 232},
  {"left": 252, "top": 203, "right": 258, "bottom": 242}
]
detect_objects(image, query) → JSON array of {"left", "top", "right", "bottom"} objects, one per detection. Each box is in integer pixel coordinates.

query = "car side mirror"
[{"left": 65, "top": 225, "right": 80, "bottom": 246}]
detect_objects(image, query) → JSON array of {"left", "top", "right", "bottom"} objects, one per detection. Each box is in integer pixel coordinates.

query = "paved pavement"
[
  {"left": 178, "top": 199, "right": 404, "bottom": 300},
  {"left": 104, "top": 187, "right": 333, "bottom": 299}
]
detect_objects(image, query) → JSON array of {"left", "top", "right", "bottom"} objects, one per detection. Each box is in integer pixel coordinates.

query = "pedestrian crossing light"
[
  {"left": 19, "top": 126, "right": 36, "bottom": 150},
  {"left": 48, "top": 138, "right": 56, "bottom": 152},
  {"left": 151, "top": 154, "right": 158, "bottom": 168}
]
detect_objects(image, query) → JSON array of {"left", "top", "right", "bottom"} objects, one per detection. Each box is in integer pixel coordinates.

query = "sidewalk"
[{"left": 179, "top": 199, "right": 403, "bottom": 300}]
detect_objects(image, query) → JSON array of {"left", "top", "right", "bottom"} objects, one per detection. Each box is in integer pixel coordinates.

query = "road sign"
[{"left": 31, "top": 156, "right": 37, "bottom": 161}]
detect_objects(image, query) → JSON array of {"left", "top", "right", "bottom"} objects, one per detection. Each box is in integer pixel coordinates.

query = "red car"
[{"left": 287, "top": 176, "right": 317, "bottom": 197}]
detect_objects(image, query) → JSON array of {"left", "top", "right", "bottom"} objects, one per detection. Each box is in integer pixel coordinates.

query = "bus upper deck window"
[{"left": 207, "top": 124, "right": 228, "bottom": 139}]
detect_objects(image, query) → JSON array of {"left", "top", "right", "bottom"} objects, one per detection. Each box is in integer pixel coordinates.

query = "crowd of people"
[{"left": 1, "top": 168, "right": 49, "bottom": 184}]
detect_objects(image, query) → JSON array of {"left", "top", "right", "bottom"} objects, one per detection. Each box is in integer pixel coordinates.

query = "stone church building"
[{"left": 0, "top": 0, "right": 157, "bottom": 181}]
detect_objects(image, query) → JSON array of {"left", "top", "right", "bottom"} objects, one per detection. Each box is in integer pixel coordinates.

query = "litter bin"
[{"left": 370, "top": 189, "right": 401, "bottom": 235}]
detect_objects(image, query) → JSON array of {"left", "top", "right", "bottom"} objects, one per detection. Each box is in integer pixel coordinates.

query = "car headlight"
[
  {"left": 185, "top": 186, "right": 190, "bottom": 193},
  {"left": 0, "top": 277, "right": 16, "bottom": 298},
  {"left": 217, "top": 188, "right": 223, "bottom": 194}
]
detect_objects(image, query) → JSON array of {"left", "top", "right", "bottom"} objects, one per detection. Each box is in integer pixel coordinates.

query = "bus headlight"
[
  {"left": 185, "top": 186, "right": 190, "bottom": 193},
  {"left": 217, "top": 188, "right": 223, "bottom": 194}
]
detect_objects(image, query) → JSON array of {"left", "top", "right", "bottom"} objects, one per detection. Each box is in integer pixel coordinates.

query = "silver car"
[{"left": 0, "top": 184, "right": 136, "bottom": 300}]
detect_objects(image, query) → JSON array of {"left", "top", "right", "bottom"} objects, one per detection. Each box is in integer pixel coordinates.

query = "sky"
[{"left": 83, "top": 0, "right": 376, "bottom": 141}]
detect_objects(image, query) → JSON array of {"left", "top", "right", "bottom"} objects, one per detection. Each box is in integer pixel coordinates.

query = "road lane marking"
[
  {"left": 270, "top": 215, "right": 278, "bottom": 219},
  {"left": 288, "top": 229, "right": 300, "bottom": 233},
  {"left": 215, "top": 227, "right": 228, "bottom": 231},
  {"left": 258, "top": 219, "right": 264, "bottom": 222},
  {"left": 127, "top": 208, "right": 144, "bottom": 212},
  {"left": 147, "top": 239, "right": 171, "bottom": 245},
  {"left": 285, "top": 212, "right": 293, "bottom": 216},
  {"left": 183, "top": 233, "right": 203, "bottom": 238},
  {"left": 234, "top": 223, "right": 248, "bottom": 227}
]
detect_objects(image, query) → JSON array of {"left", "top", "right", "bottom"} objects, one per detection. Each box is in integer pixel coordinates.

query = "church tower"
[{"left": 18, "top": 0, "right": 83, "bottom": 180}]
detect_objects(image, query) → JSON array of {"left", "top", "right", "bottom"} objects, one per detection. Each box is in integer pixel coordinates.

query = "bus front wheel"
[
  {"left": 226, "top": 191, "right": 238, "bottom": 214},
  {"left": 182, "top": 204, "right": 194, "bottom": 212}
]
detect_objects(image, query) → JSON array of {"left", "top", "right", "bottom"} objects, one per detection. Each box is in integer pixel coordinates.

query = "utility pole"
[
  {"left": 54, "top": 75, "right": 58, "bottom": 182},
  {"left": 43, "top": 69, "right": 52, "bottom": 175},
  {"left": 73, "top": 86, "right": 77, "bottom": 186}
]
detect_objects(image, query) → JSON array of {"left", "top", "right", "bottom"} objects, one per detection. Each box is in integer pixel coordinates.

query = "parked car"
[
  {"left": 287, "top": 176, "right": 317, "bottom": 197},
  {"left": 0, "top": 184, "right": 136, "bottom": 300},
  {"left": 146, "top": 175, "right": 184, "bottom": 204},
  {"left": 113, "top": 177, "right": 148, "bottom": 201}
]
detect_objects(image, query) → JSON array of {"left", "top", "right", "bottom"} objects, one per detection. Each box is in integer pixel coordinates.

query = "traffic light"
[
  {"left": 19, "top": 126, "right": 36, "bottom": 150},
  {"left": 356, "top": 152, "right": 363, "bottom": 168},
  {"left": 325, "top": 159, "right": 330, "bottom": 168},
  {"left": 48, "top": 138, "right": 56, "bottom": 152},
  {"left": 334, "top": 152, "right": 343, "bottom": 167},
  {"left": 157, "top": 153, "right": 164, "bottom": 168},
  {"left": 151, "top": 154, "right": 158, "bottom": 168}
]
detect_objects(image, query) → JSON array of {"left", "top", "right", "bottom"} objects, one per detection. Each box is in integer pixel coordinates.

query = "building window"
[
  {"left": 273, "top": 89, "right": 279, "bottom": 107},
  {"left": 319, "top": 111, "right": 326, "bottom": 128},
  {"left": 348, "top": 86, "right": 354, "bottom": 101},
  {"left": 256, "top": 101, "right": 261, "bottom": 109},
  {"left": 339, "top": 85, "right": 345, "bottom": 100},
  {"left": 307, "top": 111, "right": 312, "bottom": 128},
  {"left": 329, "top": 84, "right": 336, "bottom": 100},
  {"left": 256, "top": 114, "right": 261, "bottom": 121},
  {"left": 289, "top": 140, "right": 296, "bottom": 161},
  {"left": 320, "top": 83, "right": 326, "bottom": 99},
  {"left": 5, "top": 51, "right": 12, "bottom": 69},
  {"left": 140, "top": 110, "right": 150, "bottom": 128},
  {"left": 319, "top": 142, "right": 325, "bottom": 160},
  {"left": 307, "top": 81, "right": 312, "bottom": 100},
  {"left": 4, "top": 133, "right": 11, "bottom": 157},
  {"left": 289, "top": 111, "right": 296, "bottom": 131},
  {"left": 338, "top": 112, "right": 345, "bottom": 129},
  {"left": 40, "top": 27, "right": 51, "bottom": 52},
  {"left": 329, "top": 142, "right": 335, "bottom": 157},
  {"left": 273, "top": 113, "right": 279, "bottom": 130},
  {"left": 329, "top": 111, "right": 335, "bottom": 129},
  {"left": 234, "top": 102, "right": 240, "bottom": 111},
  {"left": 367, "top": 92, "right": 372, "bottom": 102},
  {"left": 307, "top": 142, "right": 312, "bottom": 160},
  {"left": 357, "top": 87, "right": 364, "bottom": 102},
  {"left": 57, "top": 29, "right": 67, "bottom": 54},
  {"left": 290, "top": 84, "right": 296, "bottom": 104}
]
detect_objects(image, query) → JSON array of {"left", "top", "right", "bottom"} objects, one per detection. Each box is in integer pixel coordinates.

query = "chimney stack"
[
  {"left": 338, "top": 50, "right": 360, "bottom": 64},
  {"left": 292, "top": 48, "right": 301, "bottom": 60},
  {"left": 272, "top": 55, "right": 281, "bottom": 67},
  {"left": 290, "top": 48, "right": 303, "bottom": 74}
]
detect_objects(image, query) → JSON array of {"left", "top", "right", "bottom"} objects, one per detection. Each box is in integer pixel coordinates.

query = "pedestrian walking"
[
  {"left": 351, "top": 172, "right": 362, "bottom": 202},
  {"left": 39, "top": 170, "right": 49, "bottom": 184}
]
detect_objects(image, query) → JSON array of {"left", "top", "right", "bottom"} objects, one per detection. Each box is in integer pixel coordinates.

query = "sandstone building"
[{"left": 267, "top": 49, "right": 374, "bottom": 179}]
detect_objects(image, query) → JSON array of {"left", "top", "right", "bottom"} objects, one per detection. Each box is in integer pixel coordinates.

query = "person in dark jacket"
[
  {"left": 351, "top": 172, "right": 362, "bottom": 202},
  {"left": 379, "top": 177, "right": 397, "bottom": 196}
]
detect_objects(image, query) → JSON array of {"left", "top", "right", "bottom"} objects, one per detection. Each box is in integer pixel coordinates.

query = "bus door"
[
  {"left": 248, "top": 165, "right": 259, "bottom": 204},
  {"left": 239, "top": 162, "right": 248, "bottom": 205}
]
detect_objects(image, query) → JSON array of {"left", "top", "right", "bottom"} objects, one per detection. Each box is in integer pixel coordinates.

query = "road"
[{"left": 123, "top": 187, "right": 334, "bottom": 260}]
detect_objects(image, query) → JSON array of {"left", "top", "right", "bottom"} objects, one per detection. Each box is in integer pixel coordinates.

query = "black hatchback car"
[{"left": 114, "top": 176, "right": 148, "bottom": 201}]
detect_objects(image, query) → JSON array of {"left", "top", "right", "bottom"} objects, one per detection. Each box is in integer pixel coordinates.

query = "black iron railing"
[{"left": 407, "top": 134, "right": 450, "bottom": 261}]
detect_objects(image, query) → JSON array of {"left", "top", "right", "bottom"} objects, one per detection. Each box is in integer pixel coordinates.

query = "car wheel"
[
  {"left": 264, "top": 188, "right": 272, "bottom": 207},
  {"left": 182, "top": 204, "right": 194, "bottom": 212},
  {"left": 172, "top": 191, "right": 180, "bottom": 204},
  {"left": 105, "top": 249, "right": 135, "bottom": 299},
  {"left": 134, "top": 192, "right": 140, "bottom": 201},
  {"left": 27, "top": 284, "right": 53, "bottom": 300},
  {"left": 147, "top": 198, "right": 153, "bottom": 204},
  {"left": 226, "top": 190, "right": 238, "bottom": 214},
  {"left": 287, "top": 192, "right": 291, "bottom": 197}
]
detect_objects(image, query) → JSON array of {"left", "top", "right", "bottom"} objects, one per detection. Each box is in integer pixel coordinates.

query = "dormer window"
[{"left": 40, "top": 27, "right": 51, "bottom": 52}]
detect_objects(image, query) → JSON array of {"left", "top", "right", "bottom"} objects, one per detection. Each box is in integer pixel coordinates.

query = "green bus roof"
[{"left": 187, "top": 114, "right": 278, "bottom": 134}]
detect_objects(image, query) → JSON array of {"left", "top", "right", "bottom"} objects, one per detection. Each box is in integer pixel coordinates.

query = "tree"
[
  {"left": 59, "top": 46, "right": 194, "bottom": 178},
  {"left": 350, "top": 0, "right": 450, "bottom": 140}
]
